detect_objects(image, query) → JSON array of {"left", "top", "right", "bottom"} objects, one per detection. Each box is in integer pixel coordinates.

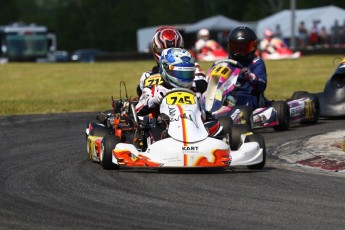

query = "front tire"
[
  {"left": 217, "top": 116, "right": 233, "bottom": 145},
  {"left": 87, "top": 123, "right": 109, "bottom": 155},
  {"left": 272, "top": 101, "right": 290, "bottom": 131},
  {"left": 229, "top": 124, "right": 252, "bottom": 150},
  {"left": 246, "top": 134, "right": 266, "bottom": 170},
  {"left": 100, "top": 135, "right": 121, "bottom": 170}
]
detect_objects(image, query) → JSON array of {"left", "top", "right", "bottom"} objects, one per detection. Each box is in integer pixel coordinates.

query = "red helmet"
[{"left": 152, "top": 26, "right": 184, "bottom": 63}]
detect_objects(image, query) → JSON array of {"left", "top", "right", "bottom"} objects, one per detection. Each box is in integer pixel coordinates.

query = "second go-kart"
[
  {"left": 202, "top": 58, "right": 319, "bottom": 131},
  {"left": 86, "top": 86, "right": 266, "bottom": 170}
]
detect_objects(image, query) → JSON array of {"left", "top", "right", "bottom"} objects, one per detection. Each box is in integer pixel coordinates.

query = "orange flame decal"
[
  {"left": 193, "top": 149, "right": 230, "bottom": 167},
  {"left": 113, "top": 149, "right": 162, "bottom": 167}
]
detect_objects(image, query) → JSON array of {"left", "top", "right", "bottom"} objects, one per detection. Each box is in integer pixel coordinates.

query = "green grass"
[{"left": 0, "top": 55, "right": 341, "bottom": 115}]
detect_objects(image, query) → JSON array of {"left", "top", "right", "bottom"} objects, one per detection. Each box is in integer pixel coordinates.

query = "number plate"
[
  {"left": 210, "top": 66, "right": 231, "bottom": 79},
  {"left": 166, "top": 92, "right": 196, "bottom": 105},
  {"left": 144, "top": 74, "right": 163, "bottom": 87}
]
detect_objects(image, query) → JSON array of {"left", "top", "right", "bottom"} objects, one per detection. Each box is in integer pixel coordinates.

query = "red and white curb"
[{"left": 272, "top": 130, "right": 345, "bottom": 173}]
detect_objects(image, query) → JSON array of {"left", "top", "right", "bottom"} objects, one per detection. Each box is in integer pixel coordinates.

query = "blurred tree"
[
  {"left": 0, "top": 0, "right": 19, "bottom": 24},
  {"left": 6, "top": 0, "right": 345, "bottom": 52}
]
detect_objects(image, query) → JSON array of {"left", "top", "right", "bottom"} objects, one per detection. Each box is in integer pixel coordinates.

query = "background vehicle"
[
  {"left": 194, "top": 40, "right": 228, "bottom": 62},
  {"left": 0, "top": 22, "right": 56, "bottom": 62},
  {"left": 70, "top": 49, "right": 104, "bottom": 62},
  {"left": 259, "top": 37, "right": 301, "bottom": 61}
]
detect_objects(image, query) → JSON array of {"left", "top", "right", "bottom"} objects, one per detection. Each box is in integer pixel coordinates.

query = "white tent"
[
  {"left": 256, "top": 5, "right": 345, "bottom": 39},
  {"left": 184, "top": 15, "right": 248, "bottom": 33}
]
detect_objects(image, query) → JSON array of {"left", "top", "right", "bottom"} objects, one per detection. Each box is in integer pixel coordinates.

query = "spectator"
[
  {"left": 340, "top": 20, "right": 345, "bottom": 45},
  {"left": 309, "top": 20, "right": 320, "bottom": 47},
  {"left": 330, "top": 19, "right": 341, "bottom": 45},
  {"left": 319, "top": 26, "right": 329, "bottom": 47},
  {"left": 298, "top": 21, "right": 308, "bottom": 48}
]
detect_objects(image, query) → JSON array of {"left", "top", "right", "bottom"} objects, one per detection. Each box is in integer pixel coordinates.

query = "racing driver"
[
  {"left": 136, "top": 26, "right": 207, "bottom": 97},
  {"left": 223, "top": 26, "right": 269, "bottom": 109}
]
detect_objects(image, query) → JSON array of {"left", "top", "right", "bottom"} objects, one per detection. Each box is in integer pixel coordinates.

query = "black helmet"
[{"left": 228, "top": 26, "right": 257, "bottom": 64}]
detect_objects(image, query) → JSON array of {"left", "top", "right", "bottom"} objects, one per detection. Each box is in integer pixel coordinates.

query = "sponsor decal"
[
  {"left": 230, "top": 109, "right": 241, "bottom": 120},
  {"left": 290, "top": 107, "right": 301, "bottom": 117},
  {"left": 168, "top": 106, "right": 198, "bottom": 127},
  {"left": 182, "top": 146, "right": 199, "bottom": 153}
]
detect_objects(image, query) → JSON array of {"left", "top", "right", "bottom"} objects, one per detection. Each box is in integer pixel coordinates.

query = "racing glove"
[
  {"left": 241, "top": 68, "right": 257, "bottom": 84},
  {"left": 147, "top": 85, "right": 168, "bottom": 108}
]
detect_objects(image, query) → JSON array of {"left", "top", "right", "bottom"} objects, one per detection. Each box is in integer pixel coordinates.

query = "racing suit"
[
  {"left": 135, "top": 69, "right": 208, "bottom": 142},
  {"left": 234, "top": 56, "right": 268, "bottom": 109},
  {"left": 135, "top": 70, "right": 207, "bottom": 116}
]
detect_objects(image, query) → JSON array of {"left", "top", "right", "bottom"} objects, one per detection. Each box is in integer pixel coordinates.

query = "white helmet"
[
  {"left": 159, "top": 48, "right": 195, "bottom": 88},
  {"left": 197, "top": 29, "right": 210, "bottom": 39}
]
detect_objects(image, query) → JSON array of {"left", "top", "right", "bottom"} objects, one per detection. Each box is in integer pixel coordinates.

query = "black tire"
[
  {"left": 230, "top": 105, "right": 254, "bottom": 130},
  {"left": 272, "top": 101, "right": 290, "bottom": 131},
  {"left": 100, "top": 135, "right": 121, "bottom": 170},
  {"left": 291, "top": 92, "right": 320, "bottom": 124},
  {"left": 86, "top": 123, "right": 109, "bottom": 155},
  {"left": 245, "top": 134, "right": 266, "bottom": 170},
  {"left": 85, "top": 121, "right": 91, "bottom": 141},
  {"left": 230, "top": 124, "right": 252, "bottom": 150},
  {"left": 302, "top": 94, "right": 320, "bottom": 124},
  {"left": 90, "top": 125, "right": 109, "bottom": 137},
  {"left": 217, "top": 116, "right": 233, "bottom": 145}
]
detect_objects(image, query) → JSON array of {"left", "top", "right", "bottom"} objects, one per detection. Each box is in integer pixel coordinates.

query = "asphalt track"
[{"left": 1, "top": 112, "right": 345, "bottom": 230}]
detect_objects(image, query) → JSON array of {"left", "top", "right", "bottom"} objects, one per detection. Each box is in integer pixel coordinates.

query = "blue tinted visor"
[{"left": 167, "top": 66, "right": 195, "bottom": 82}]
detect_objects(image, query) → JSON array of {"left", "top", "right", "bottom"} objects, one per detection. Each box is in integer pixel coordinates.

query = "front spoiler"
[{"left": 112, "top": 137, "right": 263, "bottom": 168}]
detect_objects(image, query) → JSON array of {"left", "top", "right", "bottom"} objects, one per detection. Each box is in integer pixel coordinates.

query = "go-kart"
[
  {"left": 259, "top": 37, "right": 301, "bottom": 61},
  {"left": 86, "top": 84, "right": 266, "bottom": 170},
  {"left": 291, "top": 57, "right": 345, "bottom": 117},
  {"left": 196, "top": 40, "right": 228, "bottom": 62},
  {"left": 202, "top": 58, "right": 319, "bottom": 131}
]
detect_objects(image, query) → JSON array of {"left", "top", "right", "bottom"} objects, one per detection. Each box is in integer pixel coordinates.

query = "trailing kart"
[
  {"left": 195, "top": 40, "right": 228, "bottom": 62},
  {"left": 202, "top": 58, "right": 319, "bottom": 131},
  {"left": 259, "top": 37, "right": 301, "bottom": 61},
  {"left": 86, "top": 86, "right": 266, "bottom": 170},
  {"left": 291, "top": 57, "right": 345, "bottom": 117}
]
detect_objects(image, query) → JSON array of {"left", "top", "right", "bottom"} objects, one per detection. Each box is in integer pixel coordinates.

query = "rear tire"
[
  {"left": 291, "top": 92, "right": 320, "bottom": 124},
  {"left": 246, "top": 134, "right": 266, "bottom": 170},
  {"left": 272, "top": 101, "right": 290, "bottom": 131},
  {"left": 100, "top": 135, "right": 121, "bottom": 170},
  {"left": 90, "top": 124, "right": 109, "bottom": 137}
]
